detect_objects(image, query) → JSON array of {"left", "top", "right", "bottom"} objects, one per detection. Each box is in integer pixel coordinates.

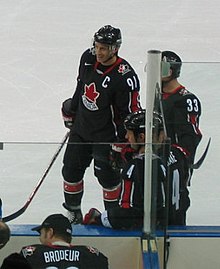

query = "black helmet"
[
  {"left": 94, "top": 25, "right": 122, "bottom": 48},
  {"left": 162, "top": 51, "right": 182, "bottom": 78},
  {"left": 124, "top": 110, "right": 163, "bottom": 134},
  {"left": 124, "top": 110, "right": 145, "bottom": 132}
]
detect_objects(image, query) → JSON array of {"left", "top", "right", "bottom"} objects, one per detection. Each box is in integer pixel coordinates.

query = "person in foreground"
[
  {"left": 61, "top": 24, "right": 141, "bottom": 224},
  {"left": 19, "top": 214, "right": 109, "bottom": 269},
  {"left": 83, "top": 110, "right": 166, "bottom": 230}
]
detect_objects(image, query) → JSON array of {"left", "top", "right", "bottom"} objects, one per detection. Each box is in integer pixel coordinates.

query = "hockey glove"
[
  {"left": 83, "top": 208, "right": 102, "bottom": 225},
  {"left": 109, "top": 143, "right": 135, "bottom": 171},
  {"left": 61, "top": 98, "right": 76, "bottom": 129}
]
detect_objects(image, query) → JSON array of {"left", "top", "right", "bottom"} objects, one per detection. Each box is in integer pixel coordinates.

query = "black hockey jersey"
[
  {"left": 21, "top": 243, "right": 108, "bottom": 269},
  {"left": 70, "top": 49, "right": 141, "bottom": 142},
  {"left": 162, "top": 85, "right": 202, "bottom": 163},
  {"left": 108, "top": 153, "right": 166, "bottom": 229},
  {"left": 158, "top": 145, "right": 190, "bottom": 225}
]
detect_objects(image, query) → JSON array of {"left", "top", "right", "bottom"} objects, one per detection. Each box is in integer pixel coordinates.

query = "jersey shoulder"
[
  {"left": 21, "top": 244, "right": 41, "bottom": 257},
  {"left": 80, "top": 48, "right": 96, "bottom": 65},
  {"left": 121, "top": 154, "right": 144, "bottom": 179},
  {"left": 118, "top": 57, "right": 139, "bottom": 77},
  {"left": 177, "top": 87, "right": 201, "bottom": 101},
  {"left": 76, "top": 245, "right": 109, "bottom": 268}
]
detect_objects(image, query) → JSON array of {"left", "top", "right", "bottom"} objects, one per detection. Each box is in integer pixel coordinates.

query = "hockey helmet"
[
  {"left": 124, "top": 110, "right": 163, "bottom": 134},
  {"left": 94, "top": 25, "right": 122, "bottom": 48},
  {"left": 162, "top": 51, "right": 182, "bottom": 78}
]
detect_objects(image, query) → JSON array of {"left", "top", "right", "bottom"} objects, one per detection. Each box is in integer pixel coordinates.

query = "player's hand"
[
  {"left": 61, "top": 98, "right": 76, "bottom": 129},
  {"left": 109, "top": 143, "right": 135, "bottom": 171}
]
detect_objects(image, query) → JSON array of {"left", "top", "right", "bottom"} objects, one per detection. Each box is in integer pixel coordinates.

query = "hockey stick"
[
  {"left": 191, "top": 137, "right": 211, "bottom": 169},
  {"left": 2, "top": 131, "right": 70, "bottom": 222}
]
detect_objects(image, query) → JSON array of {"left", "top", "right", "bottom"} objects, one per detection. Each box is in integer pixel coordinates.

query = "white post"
[{"left": 143, "top": 50, "right": 161, "bottom": 234}]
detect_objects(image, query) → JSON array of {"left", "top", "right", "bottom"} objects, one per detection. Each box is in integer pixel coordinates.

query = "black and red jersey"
[
  {"left": 107, "top": 153, "right": 166, "bottom": 229},
  {"left": 70, "top": 49, "right": 141, "bottom": 142},
  {"left": 162, "top": 86, "right": 202, "bottom": 163},
  {"left": 158, "top": 145, "right": 191, "bottom": 225},
  {"left": 21, "top": 243, "right": 108, "bottom": 269}
]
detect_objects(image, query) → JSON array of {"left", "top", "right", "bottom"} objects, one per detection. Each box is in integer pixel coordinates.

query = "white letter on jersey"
[{"left": 102, "top": 76, "right": 110, "bottom": 88}]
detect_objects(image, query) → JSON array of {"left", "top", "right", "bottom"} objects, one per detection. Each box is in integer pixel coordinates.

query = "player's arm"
[
  {"left": 83, "top": 246, "right": 109, "bottom": 269},
  {"left": 70, "top": 49, "right": 93, "bottom": 110},
  {"left": 107, "top": 160, "right": 143, "bottom": 229},
  {"left": 174, "top": 94, "right": 202, "bottom": 158},
  {"left": 152, "top": 157, "right": 166, "bottom": 225},
  {"left": 113, "top": 71, "right": 141, "bottom": 140},
  {"left": 62, "top": 49, "right": 92, "bottom": 128}
]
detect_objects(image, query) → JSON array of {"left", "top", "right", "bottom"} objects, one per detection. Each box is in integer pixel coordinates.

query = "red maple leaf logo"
[{"left": 84, "top": 83, "right": 99, "bottom": 102}]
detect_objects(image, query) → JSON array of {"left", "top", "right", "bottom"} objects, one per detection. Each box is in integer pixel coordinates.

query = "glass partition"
[
  {"left": 180, "top": 62, "right": 220, "bottom": 226},
  {"left": 0, "top": 62, "right": 219, "bottom": 227}
]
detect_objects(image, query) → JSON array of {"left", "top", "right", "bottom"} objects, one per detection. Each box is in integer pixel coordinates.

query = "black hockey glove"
[
  {"left": 109, "top": 143, "right": 135, "bottom": 171},
  {"left": 61, "top": 98, "right": 76, "bottom": 129}
]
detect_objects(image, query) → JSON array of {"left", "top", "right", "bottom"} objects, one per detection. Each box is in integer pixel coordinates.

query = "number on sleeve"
[
  {"left": 186, "top": 98, "right": 199, "bottom": 112},
  {"left": 126, "top": 164, "right": 135, "bottom": 178},
  {"left": 127, "top": 76, "right": 138, "bottom": 90}
]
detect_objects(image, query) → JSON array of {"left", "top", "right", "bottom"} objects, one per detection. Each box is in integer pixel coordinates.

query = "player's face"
[
  {"left": 94, "top": 42, "right": 116, "bottom": 65},
  {"left": 125, "top": 130, "right": 136, "bottom": 145},
  {"left": 125, "top": 130, "right": 144, "bottom": 151}
]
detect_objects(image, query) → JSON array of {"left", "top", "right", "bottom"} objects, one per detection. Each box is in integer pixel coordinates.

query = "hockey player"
[
  {"left": 83, "top": 110, "right": 190, "bottom": 228},
  {"left": 20, "top": 214, "right": 109, "bottom": 269},
  {"left": 153, "top": 112, "right": 190, "bottom": 225},
  {"left": 165, "top": 144, "right": 190, "bottom": 225},
  {"left": 83, "top": 110, "right": 166, "bottom": 230},
  {"left": 61, "top": 25, "right": 141, "bottom": 223},
  {"left": 159, "top": 50, "right": 202, "bottom": 184}
]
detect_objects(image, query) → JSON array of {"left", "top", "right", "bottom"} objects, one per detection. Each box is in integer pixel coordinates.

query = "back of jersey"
[{"left": 21, "top": 244, "right": 108, "bottom": 269}]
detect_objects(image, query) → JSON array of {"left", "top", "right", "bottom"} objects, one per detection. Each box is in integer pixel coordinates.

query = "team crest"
[
  {"left": 82, "top": 82, "right": 100, "bottom": 111},
  {"left": 179, "top": 88, "right": 190, "bottom": 96},
  {"left": 118, "top": 64, "right": 131, "bottom": 75},
  {"left": 22, "top": 246, "right": 36, "bottom": 257}
]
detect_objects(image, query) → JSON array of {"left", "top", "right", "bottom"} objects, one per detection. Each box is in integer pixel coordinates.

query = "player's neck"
[
  {"left": 50, "top": 240, "right": 71, "bottom": 247},
  {"left": 162, "top": 79, "right": 181, "bottom": 93}
]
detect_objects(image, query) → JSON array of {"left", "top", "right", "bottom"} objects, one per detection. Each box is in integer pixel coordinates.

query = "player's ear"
[
  {"left": 111, "top": 45, "right": 118, "bottom": 54},
  {"left": 139, "top": 133, "right": 145, "bottom": 142},
  {"left": 47, "top": 228, "right": 55, "bottom": 238},
  {"left": 169, "top": 68, "right": 173, "bottom": 77}
]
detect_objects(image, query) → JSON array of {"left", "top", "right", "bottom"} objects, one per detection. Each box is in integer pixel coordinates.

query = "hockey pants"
[{"left": 62, "top": 134, "right": 121, "bottom": 210}]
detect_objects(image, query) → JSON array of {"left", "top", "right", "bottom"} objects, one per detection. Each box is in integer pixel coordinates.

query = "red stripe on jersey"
[
  {"left": 188, "top": 114, "right": 202, "bottom": 136},
  {"left": 63, "top": 180, "right": 83, "bottom": 194},
  {"left": 131, "top": 91, "right": 141, "bottom": 112},
  {"left": 94, "top": 57, "right": 123, "bottom": 77},
  {"left": 172, "top": 144, "right": 190, "bottom": 157},
  {"left": 120, "top": 180, "right": 134, "bottom": 209}
]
